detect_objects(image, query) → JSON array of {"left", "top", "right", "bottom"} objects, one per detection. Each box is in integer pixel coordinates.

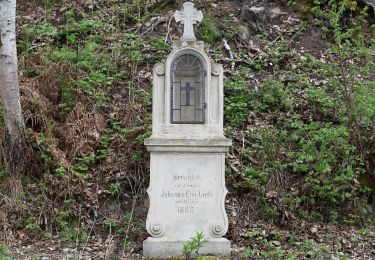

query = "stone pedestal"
[
  {"left": 144, "top": 138, "right": 231, "bottom": 257},
  {"left": 143, "top": 2, "right": 232, "bottom": 257}
]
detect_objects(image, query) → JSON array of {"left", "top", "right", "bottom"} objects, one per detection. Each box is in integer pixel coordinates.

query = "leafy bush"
[
  {"left": 224, "top": 66, "right": 252, "bottom": 127},
  {"left": 182, "top": 232, "right": 208, "bottom": 259},
  {"left": 287, "top": 122, "right": 361, "bottom": 208},
  {"left": 198, "top": 12, "right": 220, "bottom": 43},
  {"left": 225, "top": 0, "right": 374, "bottom": 223},
  {"left": 0, "top": 244, "right": 12, "bottom": 260}
]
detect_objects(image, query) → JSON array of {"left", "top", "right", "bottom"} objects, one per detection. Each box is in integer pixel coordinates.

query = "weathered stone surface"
[
  {"left": 144, "top": 2, "right": 231, "bottom": 257},
  {"left": 151, "top": 43, "right": 225, "bottom": 137},
  {"left": 240, "top": 5, "right": 267, "bottom": 32},
  {"left": 174, "top": 2, "right": 203, "bottom": 42},
  {"left": 269, "top": 7, "right": 283, "bottom": 20},
  {"left": 146, "top": 152, "right": 228, "bottom": 239},
  {"left": 143, "top": 238, "right": 231, "bottom": 257},
  {"left": 144, "top": 137, "right": 231, "bottom": 152},
  {"left": 238, "top": 24, "right": 250, "bottom": 41},
  {"left": 361, "top": 0, "right": 375, "bottom": 8}
]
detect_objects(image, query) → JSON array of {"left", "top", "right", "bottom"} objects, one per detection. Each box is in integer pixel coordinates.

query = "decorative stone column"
[{"left": 143, "top": 2, "right": 232, "bottom": 257}]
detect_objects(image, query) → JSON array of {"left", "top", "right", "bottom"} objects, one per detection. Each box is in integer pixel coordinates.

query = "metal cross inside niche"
[
  {"left": 181, "top": 82, "right": 194, "bottom": 106},
  {"left": 171, "top": 53, "right": 206, "bottom": 124}
]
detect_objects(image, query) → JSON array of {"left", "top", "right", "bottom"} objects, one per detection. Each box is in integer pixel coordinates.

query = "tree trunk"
[{"left": 0, "top": 0, "right": 26, "bottom": 178}]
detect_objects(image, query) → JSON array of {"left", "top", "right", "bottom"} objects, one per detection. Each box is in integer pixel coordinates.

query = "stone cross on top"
[{"left": 174, "top": 2, "right": 203, "bottom": 42}]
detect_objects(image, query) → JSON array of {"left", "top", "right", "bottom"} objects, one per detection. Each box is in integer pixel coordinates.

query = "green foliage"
[
  {"left": 56, "top": 209, "right": 87, "bottom": 244},
  {"left": 18, "top": 22, "right": 56, "bottom": 56},
  {"left": 108, "top": 118, "right": 130, "bottom": 137},
  {"left": 48, "top": 23, "right": 167, "bottom": 113},
  {"left": 109, "top": 182, "right": 120, "bottom": 196},
  {"left": 73, "top": 156, "right": 95, "bottom": 180},
  {"left": 51, "top": 40, "right": 120, "bottom": 109},
  {"left": 31, "top": 133, "right": 55, "bottom": 165},
  {"left": 242, "top": 247, "right": 285, "bottom": 259},
  {"left": 261, "top": 79, "right": 292, "bottom": 111},
  {"left": 244, "top": 228, "right": 286, "bottom": 259},
  {"left": 123, "top": 32, "right": 146, "bottom": 79},
  {"left": 182, "top": 232, "right": 208, "bottom": 259},
  {"left": 135, "top": 130, "right": 151, "bottom": 143},
  {"left": 122, "top": 33, "right": 169, "bottom": 73},
  {"left": 243, "top": 167, "right": 268, "bottom": 189},
  {"left": 31, "top": 254, "right": 41, "bottom": 260},
  {"left": 58, "top": 76, "right": 75, "bottom": 117},
  {"left": 97, "top": 132, "right": 112, "bottom": 159},
  {"left": 37, "top": 18, "right": 122, "bottom": 112},
  {"left": 358, "top": 227, "right": 370, "bottom": 236},
  {"left": 122, "top": 0, "right": 150, "bottom": 24},
  {"left": 123, "top": 212, "right": 133, "bottom": 222},
  {"left": 58, "top": 210, "right": 70, "bottom": 229},
  {"left": 220, "top": 20, "right": 241, "bottom": 40},
  {"left": 44, "top": 231, "right": 53, "bottom": 240},
  {"left": 243, "top": 227, "right": 339, "bottom": 259},
  {"left": 123, "top": 237, "right": 133, "bottom": 246},
  {"left": 104, "top": 218, "right": 118, "bottom": 229},
  {"left": 55, "top": 167, "right": 66, "bottom": 178},
  {"left": 198, "top": 12, "right": 220, "bottom": 43},
  {"left": 223, "top": 0, "right": 374, "bottom": 223},
  {"left": 23, "top": 68, "right": 39, "bottom": 78},
  {"left": 0, "top": 244, "right": 12, "bottom": 260},
  {"left": 59, "top": 19, "right": 103, "bottom": 45},
  {"left": 0, "top": 166, "right": 7, "bottom": 179},
  {"left": 24, "top": 22, "right": 57, "bottom": 42},
  {"left": 224, "top": 66, "right": 252, "bottom": 127},
  {"left": 60, "top": 228, "right": 87, "bottom": 244},
  {"left": 11, "top": 1, "right": 375, "bottom": 255},
  {"left": 258, "top": 197, "right": 277, "bottom": 220},
  {"left": 287, "top": 122, "right": 361, "bottom": 207},
  {"left": 26, "top": 222, "right": 40, "bottom": 231},
  {"left": 131, "top": 152, "right": 143, "bottom": 163}
]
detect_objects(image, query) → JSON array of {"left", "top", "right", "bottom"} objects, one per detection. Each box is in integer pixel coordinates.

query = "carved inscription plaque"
[
  {"left": 161, "top": 173, "right": 213, "bottom": 214},
  {"left": 146, "top": 153, "right": 228, "bottom": 239}
]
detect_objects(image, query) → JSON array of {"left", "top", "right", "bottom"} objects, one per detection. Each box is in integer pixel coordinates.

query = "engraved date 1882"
[{"left": 177, "top": 206, "right": 194, "bottom": 214}]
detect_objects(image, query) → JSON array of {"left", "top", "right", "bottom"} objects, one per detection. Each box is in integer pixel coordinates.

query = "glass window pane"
[
  {"left": 173, "top": 109, "right": 180, "bottom": 122},
  {"left": 171, "top": 53, "right": 205, "bottom": 124},
  {"left": 181, "top": 106, "right": 195, "bottom": 122},
  {"left": 173, "top": 83, "right": 180, "bottom": 109}
]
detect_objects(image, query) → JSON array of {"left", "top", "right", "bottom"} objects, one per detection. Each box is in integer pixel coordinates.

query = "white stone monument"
[{"left": 143, "top": 2, "right": 232, "bottom": 257}]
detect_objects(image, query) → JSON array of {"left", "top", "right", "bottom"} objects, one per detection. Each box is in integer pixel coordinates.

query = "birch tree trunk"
[{"left": 0, "top": 0, "right": 26, "bottom": 178}]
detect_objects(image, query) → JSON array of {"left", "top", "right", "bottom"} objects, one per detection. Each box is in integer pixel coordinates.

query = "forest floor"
[
  {"left": 1, "top": 0, "right": 374, "bottom": 259},
  {"left": 5, "top": 222, "right": 375, "bottom": 259}
]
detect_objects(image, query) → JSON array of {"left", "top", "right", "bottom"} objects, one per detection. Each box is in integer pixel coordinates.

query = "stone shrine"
[{"left": 143, "top": 2, "right": 232, "bottom": 257}]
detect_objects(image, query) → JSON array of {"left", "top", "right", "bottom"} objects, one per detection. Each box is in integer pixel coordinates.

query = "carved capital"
[
  {"left": 154, "top": 63, "right": 165, "bottom": 76},
  {"left": 211, "top": 63, "right": 221, "bottom": 76},
  {"left": 148, "top": 222, "right": 165, "bottom": 237},
  {"left": 211, "top": 224, "right": 226, "bottom": 237}
]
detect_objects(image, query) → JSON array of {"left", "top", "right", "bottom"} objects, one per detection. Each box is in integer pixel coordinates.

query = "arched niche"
[{"left": 170, "top": 50, "right": 206, "bottom": 124}]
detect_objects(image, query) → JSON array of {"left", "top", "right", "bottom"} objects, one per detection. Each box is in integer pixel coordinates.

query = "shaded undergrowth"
[{"left": 0, "top": 0, "right": 374, "bottom": 258}]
